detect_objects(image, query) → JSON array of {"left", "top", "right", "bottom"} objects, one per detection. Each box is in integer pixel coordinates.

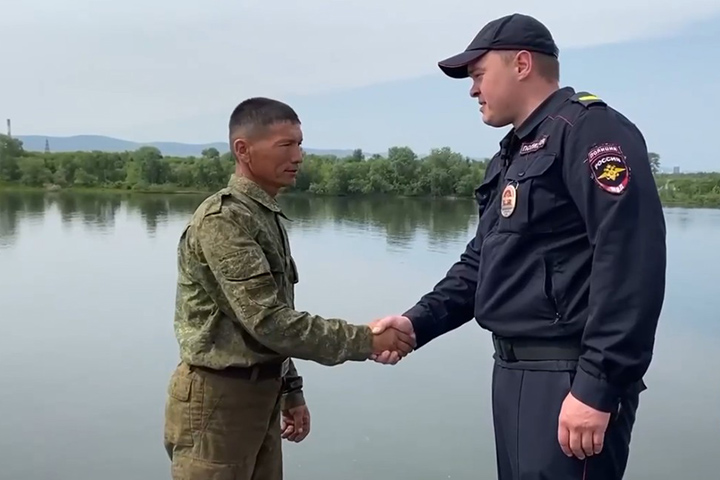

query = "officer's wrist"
[
  {"left": 403, "top": 304, "right": 433, "bottom": 349},
  {"left": 570, "top": 366, "right": 620, "bottom": 413}
]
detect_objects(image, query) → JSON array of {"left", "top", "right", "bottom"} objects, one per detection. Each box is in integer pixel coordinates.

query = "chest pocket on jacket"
[
  {"left": 473, "top": 166, "right": 502, "bottom": 237},
  {"left": 474, "top": 168, "right": 501, "bottom": 216},
  {"left": 496, "top": 153, "right": 558, "bottom": 234}
]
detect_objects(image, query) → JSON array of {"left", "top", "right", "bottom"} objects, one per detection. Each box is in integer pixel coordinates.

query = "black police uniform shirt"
[{"left": 404, "top": 87, "right": 666, "bottom": 413}]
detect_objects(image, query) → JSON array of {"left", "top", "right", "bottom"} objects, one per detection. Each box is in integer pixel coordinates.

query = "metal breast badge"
[{"left": 500, "top": 183, "right": 516, "bottom": 217}]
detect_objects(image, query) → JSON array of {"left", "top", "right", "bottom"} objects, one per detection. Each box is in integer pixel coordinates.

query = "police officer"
[
  {"left": 370, "top": 13, "right": 666, "bottom": 480},
  {"left": 163, "top": 97, "right": 414, "bottom": 480}
]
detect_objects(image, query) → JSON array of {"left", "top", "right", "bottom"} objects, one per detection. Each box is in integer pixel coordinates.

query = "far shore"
[{"left": 2, "top": 182, "right": 719, "bottom": 209}]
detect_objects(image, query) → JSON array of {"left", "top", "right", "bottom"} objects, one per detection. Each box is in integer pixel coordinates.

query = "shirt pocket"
[
  {"left": 496, "top": 153, "right": 558, "bottom": 234},
  {"left": 476, "top": 165, "right": 500, "bottom": 203},
  {"left": 474, "top": 163, "right": 503, "bottom": 231}
]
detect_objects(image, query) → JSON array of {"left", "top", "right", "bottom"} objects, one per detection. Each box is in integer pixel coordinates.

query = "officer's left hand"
[
  {"left": 558, "top": 392, "right": 610, "bottom": 459},
  {"left": 281, "top": 405, "right": 311, "bottom": 442}
]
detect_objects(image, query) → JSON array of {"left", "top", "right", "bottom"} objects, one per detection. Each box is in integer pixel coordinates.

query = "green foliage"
[
  {"left": 648, "top": 152, "right": 660, "bottom": 174},
  {"left": 0, "top": 134, "right": 234, "bottom": 193},
  {"left": 0, "top": 134, "right": 489, "bottom": 197},
  {"left": 655, "top": 172, "right": 720, "bottom": 207},
  {"left": 1, "top": 134, "right": 719, "bottom": 207},
  {"left": 293, "top": 146, "right": 489, "bottom": 197}
]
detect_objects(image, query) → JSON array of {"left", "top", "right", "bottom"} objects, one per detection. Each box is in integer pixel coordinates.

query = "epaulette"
[
  {"left": 200, "top": 189, "right": 231, "bottom": 217},
  {"left": 570, "top": 92, "right": 606, "bottom": 108}
]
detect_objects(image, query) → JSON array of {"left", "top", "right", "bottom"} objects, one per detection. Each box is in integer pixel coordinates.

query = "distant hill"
[{"left": 15, "top": 134, "right": 358, "bottom": 158}]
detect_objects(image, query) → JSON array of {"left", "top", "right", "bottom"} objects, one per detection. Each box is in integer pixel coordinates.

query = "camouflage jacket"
[{"left": 173, "top": 174, "right": 374, "bottom": 408}]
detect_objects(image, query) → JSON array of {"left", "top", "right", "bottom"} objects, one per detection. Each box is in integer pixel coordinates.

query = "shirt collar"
[
  {"left": 514, "top": 86, "right": 576, "bottom": 140},
  {"left": 227, "top": 174, "right": 286, "bottom": 217}
]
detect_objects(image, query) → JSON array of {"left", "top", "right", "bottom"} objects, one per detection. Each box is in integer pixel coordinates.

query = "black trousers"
[{"left": 491, "top": 358, "right": 641, "bottom": 480}]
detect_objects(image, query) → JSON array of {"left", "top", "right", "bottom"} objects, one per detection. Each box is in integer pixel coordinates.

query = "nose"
[
  {"left": 291, "top": 145, "right": 303, "bottom": 163},
  {"left": 469, "top": 76, "right": 482, "bottom": 98}
]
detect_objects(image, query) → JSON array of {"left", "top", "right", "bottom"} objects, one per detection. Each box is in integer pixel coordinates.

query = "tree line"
[{"left": 1, "top": 134, "right": 719, "bottom": 206}]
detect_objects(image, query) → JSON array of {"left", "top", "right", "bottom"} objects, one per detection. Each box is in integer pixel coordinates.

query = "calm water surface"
[{"left": 0, "top": 190, "right": 718, "bottom": 480}]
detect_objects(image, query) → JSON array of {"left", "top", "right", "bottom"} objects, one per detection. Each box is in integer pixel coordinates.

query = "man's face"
[
  {"left": 467, "top": 51, "right": 522, "bottom": 128},
  {"left": 234, "top": 121, "right": 304, "bottom": 194}
]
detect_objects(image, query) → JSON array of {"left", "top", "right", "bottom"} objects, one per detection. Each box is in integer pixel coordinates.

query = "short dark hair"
[
  {"left": 228, "top": 97, "right": 300, "bottom": 139},
  {"left": 499, "top": 50, "right": 559, "bottom": 82},
  {"left": 531, "top": 52, "right": 559, "bottom": 82}
]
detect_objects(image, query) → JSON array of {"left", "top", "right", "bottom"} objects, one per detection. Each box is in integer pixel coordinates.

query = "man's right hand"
[
  {"left": 369, "top": 315, "right": 416, "bottom": 365},
  {"left": 371, "top": 323, "right": 414, "bottom": 361}
]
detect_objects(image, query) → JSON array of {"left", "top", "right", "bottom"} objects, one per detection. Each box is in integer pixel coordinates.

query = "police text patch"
[
  {"left": 587, "top": 143, "right": 629, "bottom": 194},
  {"left": 519, "top": 136, "right": 548, "bottom": 155}
]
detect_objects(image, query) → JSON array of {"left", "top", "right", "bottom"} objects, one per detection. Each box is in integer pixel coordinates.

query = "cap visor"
[{"left": 438, "top": 49, "right": 487, "bottom": 78}]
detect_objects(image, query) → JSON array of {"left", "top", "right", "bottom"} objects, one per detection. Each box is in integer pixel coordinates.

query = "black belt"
[
  {"left": 492, "top": 335, "right": 581, "bottom": 362},
  {"left": 192, "top": 362, "right": 283, "bottom": 380}
]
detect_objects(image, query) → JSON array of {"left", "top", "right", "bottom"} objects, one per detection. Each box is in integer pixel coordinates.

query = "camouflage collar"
[{"left": 227, "top": 174, "right": 284, "bottom": 215}]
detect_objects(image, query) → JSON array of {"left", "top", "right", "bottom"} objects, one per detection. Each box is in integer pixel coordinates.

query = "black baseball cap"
[{"left": 438, "top": 13, "right": 559, "bottom": 79}]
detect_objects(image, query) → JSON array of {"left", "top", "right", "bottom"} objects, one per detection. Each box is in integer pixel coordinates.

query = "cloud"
[{"left": 1, "top": 0, "right": 718, "bottom": 137}]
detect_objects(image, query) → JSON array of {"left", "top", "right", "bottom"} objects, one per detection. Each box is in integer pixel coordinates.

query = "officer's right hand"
[
  {"left": 558, "top": 392, "right": 611, "bottom": 459},
  {"left": 369, "top": 315, "right": 416, "bottom": 364}
]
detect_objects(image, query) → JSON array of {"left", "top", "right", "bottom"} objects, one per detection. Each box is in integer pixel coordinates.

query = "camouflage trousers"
[{"left": 163, "top": 362, "right": 284, "bottom": 480}]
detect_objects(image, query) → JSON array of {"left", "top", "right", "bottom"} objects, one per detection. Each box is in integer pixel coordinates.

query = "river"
[{"left": 0, "top": 190, "right": 718, "bottom": 480}]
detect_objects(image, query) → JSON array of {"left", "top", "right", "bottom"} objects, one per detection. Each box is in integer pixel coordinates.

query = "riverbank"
[
  {"left": 0, "top": 182, "right": 212, "bottom": 196},
  {"left": 654, "top": 173, "right": 720, "bottom": 208},
  {"left": 1, "top": 135, "right": 718, "bottom": 207},
  {"left": 2, "top": 178, "right": 719, "bottom": 208}
]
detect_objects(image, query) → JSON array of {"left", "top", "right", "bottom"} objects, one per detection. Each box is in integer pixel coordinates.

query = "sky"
[{"left": 2, "top": 0, "right": 720, "bottom": 171}]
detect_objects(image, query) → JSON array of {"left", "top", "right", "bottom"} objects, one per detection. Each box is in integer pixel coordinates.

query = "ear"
[
  {"left": 515, "top": 50, "right": 533, "bottom": 80},
  {"left": 232, "top": 137, "right": 251, "bottom": 165}
]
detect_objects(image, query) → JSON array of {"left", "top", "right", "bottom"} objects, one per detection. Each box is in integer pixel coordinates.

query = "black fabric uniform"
[{"left": 403, "top": 13, "right": 667, "bottom": 480}]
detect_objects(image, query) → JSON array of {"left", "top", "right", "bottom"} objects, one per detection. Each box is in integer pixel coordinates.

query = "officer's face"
[
  {"left": 234, "top": 121, "right": 304, "bottom": 195},
  {"left": 468, "top": 52, "right": 521, "bottom": 128}
]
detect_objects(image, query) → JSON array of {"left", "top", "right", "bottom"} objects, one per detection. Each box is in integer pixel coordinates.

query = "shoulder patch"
[
  {"left": 587, "top": 143, "right": 630, "bottom": 195},
  {"left": 571, "top": 92, "right": 606, "bottom": 108}
]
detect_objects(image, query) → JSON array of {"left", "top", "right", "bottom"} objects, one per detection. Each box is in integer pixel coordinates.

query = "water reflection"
[
  {"left": 663, "top": 205, "right": 720, "bottom": 230},
  {"left": 0, "top": 191, "right": 478, "bottom": 249},
  {"left": 3, "top": 191, "right": 720, "bottom": 252},
  {"left": 0, "top": 193, "right": 23, "bottom": 248},
  {"left": 279, "top": 194, "right": 477, "bottom": 249},
  {"left": 55, "top": 192, "right": 123, "bottom": 234},
  {"left": 0, "top": 191, "right": 206, "bottom": 246},
  {"left": 1, "top": 190, "right": 719, "bottom": 480}
]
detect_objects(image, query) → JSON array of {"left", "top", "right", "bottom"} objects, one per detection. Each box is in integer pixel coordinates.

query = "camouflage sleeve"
[
  {"left": 196, "top": 210, "right": 374, "bottom": 366},
  {"left": 281, "top": 359, "right": 305, "bottom": 410}
]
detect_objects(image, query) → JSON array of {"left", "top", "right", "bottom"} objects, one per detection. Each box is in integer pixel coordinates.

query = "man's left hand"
[
  {"left": 558, "top": 392, "right": 611, "bottom": 459},
  {"left": 281, "top": 405, "right": 310, "bottom": 443}
]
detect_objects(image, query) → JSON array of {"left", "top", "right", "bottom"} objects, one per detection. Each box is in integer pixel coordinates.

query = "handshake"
[{"left": 368, "top": 315, "right": 415, "bottom": 365}]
